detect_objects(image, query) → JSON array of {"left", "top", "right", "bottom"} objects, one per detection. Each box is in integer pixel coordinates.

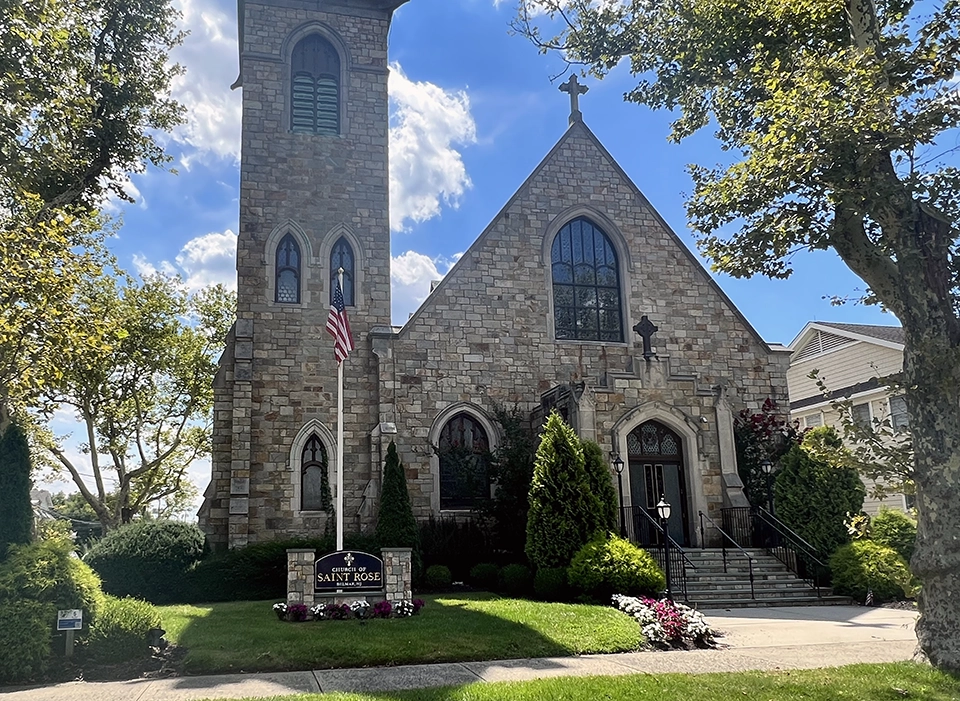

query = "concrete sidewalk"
[{"left": 0, "top": 606, "right": 919, "bottom": 701}]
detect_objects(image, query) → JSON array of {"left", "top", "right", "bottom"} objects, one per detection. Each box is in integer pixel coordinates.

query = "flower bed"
[
  {"left": 273, "top": 599, "right": 425, "bottom": 622},
  {"left": 611, "top": 594, "right": 717, "bottom": 648}
]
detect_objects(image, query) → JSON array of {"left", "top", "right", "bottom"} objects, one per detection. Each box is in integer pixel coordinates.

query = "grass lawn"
[
  {"left": 160, "top": 593, "right": 642, "bottom": 675},
  {"left": 203, "top": 663, "right": 960, "bottom": 701}
]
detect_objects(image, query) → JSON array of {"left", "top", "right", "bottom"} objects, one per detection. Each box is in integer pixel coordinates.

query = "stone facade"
[{"left": 199, "top": 0, "right": 792, "bottom": 550}]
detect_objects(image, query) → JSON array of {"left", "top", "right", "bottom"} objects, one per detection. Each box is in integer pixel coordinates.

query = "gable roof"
[
  {"left": 399, "top": 118, "right": 779, "bottom": 353},
  {"left": 788, "top": 321, "right": 904, "bottom": 362}
]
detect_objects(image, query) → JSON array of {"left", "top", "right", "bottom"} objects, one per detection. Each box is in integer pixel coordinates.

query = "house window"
[
  {"left": 890, "top": 395, "right": 909, "bottom": 431},
  {"left": 804, "top": 413, "right": 823, "bottom": 429},
  {"left": 275, "top": 234, "right": 301, "bottom": 304},
  {"left": 301, "top": 435, "right": 331, "bottom": 511},
  {"left": 438, "top": 413, "right": 490, "bottom": 510},
  {"left": 851, "top": 403, "right": 871, "bottom": 430},
  {"left": 291, "top": 35, "right": 340, "bottom": 136},
  {"left": 551, "top": 217, "right": 623, "bottom": 342},
  {"left": 330, "top": 237, "right": 355, "bottom": 306}
]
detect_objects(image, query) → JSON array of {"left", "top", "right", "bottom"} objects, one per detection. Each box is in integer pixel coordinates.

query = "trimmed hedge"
[
  {"left": 469, "top": 563, "right": 500, "bottom": 591},
  {"left": 499, "top": 564, "right": 533, "bottom": 597},
  {"left": 830, "top": 540, "right": 915, "bottom": 604},
  {"left": 84, "top": 596, "right": 163, "bottom": 663},
  {"left": 424, "top": 564, "right": 452, "bottom": 590},
  {"left": 581, "top": 440, "right": 619, "bottom": 533},
  {"left": 375, "top": 442, "right": 421, "bottom": 578},
  {"left": 0, "top": 536, "right": 106, "bottom": 684},
  {"left": 86, "top": 520, "right": 205, "bottom": 603},
  {"left": 871, "top": 509, "right": 917, "bottom": 562},
  {"left": 533, "top": 567, "right": 569, "bottom": 601},
  {"left": 568, "top": 535, "right": 665, "bottom": 602}
]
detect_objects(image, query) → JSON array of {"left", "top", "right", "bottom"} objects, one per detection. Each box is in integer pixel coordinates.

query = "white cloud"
[
  {"left": 391, "top": 250, "right": 460, "bottom": 324},
  {"left": 389, "top": 64, "right": 477, "bottom": 231},
  {"left": 135, "top": 229, "right": 238, "bottom": 291},
  {"left": 168, "top": 0, "right": 242, "bottom": 164}
]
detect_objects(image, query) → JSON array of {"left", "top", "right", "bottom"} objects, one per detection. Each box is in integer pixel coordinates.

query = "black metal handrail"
[
  {"left": 698, "top": 510, "right": 755, "bottom": 599},
  {"left": 621, "top": 505, "right": 694, "bottom": 601},
  {"left": 753, "top": 507, "right": 829, "bottom": 595}
]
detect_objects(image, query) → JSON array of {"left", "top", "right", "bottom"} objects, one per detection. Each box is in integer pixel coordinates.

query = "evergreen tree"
[
  {"left": 526, "top": 412, "right": 604, "bottom": 569},
  {"left": 375, "top": 442, "right": 421, "bottom": 574},
  {"left": 0, "top": 421, "right": 33, "bottom": 556},
  {"left": 483, "top": 405, "right": 536, "bottom": 557},
  {"left": 774, "top": 427, "right": 865, "bottom": 558},
  {"left": 581, "top": 440, "right": 618, "bottom": 533}
]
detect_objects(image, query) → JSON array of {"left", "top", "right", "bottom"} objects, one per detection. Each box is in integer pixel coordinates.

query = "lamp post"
[
  {"left": 656, "top": 497, "right": 673, "bottom": 602},
  {"left": 761, "top": 460, "right": 774, "bottom": 515},
  {"left": 611, "top": 454, "right": 626, "bottom": 538}
]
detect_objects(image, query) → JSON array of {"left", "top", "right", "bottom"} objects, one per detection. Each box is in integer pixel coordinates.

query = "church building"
[{"left": 199, "top": 0, "right": 792, "bottom": 551}]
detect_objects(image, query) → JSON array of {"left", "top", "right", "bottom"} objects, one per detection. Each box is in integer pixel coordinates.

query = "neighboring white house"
[{"left": 787, "top": 322, "right": 911, "bottom": 515}]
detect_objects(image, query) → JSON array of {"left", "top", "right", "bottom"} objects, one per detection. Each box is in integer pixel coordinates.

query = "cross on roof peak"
[{"left": 559, "top": 74, "right": 589, "bottom": 125}]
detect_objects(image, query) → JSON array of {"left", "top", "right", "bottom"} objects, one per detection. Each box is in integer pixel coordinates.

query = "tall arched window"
[
  {"left": 301, "top": 435, "right": 331, "bottom": 511},
  {"left": 438, "top": 413, "right": 490, "bottom": 510},
  {"left": 275, "top": 234, "right": 301, "bottom": 304},
  {"left": 330, "top": 237, "right": 355, "bottom": 306},
  {"left": 291, "top": 35, "right": 340, "bottom": 136},
  {"left": 551, "top": 217, "right": 623, "bottom": 342}
]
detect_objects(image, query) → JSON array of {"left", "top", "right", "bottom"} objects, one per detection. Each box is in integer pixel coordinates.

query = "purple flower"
[{"left": 373, "top": 600, "right": 393, "bottom": 618}]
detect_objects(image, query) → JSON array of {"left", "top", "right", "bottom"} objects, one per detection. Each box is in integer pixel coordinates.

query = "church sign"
[{"left": 315, "top": 551, "right": 383, "bottom": 592}]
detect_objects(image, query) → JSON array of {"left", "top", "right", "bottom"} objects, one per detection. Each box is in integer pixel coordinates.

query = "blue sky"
[{"left": 42, "top": 0, "right": 912, "bottom": 509}]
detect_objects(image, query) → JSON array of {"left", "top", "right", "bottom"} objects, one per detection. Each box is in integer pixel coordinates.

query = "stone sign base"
[{"left": 287, "top": 547, "right": 412, "bottom": 609}]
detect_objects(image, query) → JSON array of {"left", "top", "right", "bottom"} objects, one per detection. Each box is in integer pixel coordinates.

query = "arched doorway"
[{"left": 627, "top": 421, "right": 690, "bottom": 545}]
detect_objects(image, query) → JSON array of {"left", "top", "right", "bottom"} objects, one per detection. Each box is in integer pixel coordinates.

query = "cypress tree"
[
  {"left": 525, "top": 412, "right": 604, "bottom": 569},
  {"left": 375, "top": 441, "right": 421, "bottom": 574},
  {"left": 582, "top": 439, "right": 618, "bottom": 533},
  {"left": 0, "top": 422, "right": 34, "bottom": 556}
]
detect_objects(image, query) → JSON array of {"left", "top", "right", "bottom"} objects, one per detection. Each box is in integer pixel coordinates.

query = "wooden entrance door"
[{"left": 627, "top": 421, "right": 689, "bottom": 545}]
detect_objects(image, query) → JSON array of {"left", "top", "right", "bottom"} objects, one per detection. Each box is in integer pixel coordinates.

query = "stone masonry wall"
[{"left": 386, "top": 122, "right": 790, "bottom": 533}]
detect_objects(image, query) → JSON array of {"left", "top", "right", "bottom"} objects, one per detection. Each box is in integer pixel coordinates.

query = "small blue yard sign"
[{"left": 57, "top": 609, "right": 83, "bottom": 631}]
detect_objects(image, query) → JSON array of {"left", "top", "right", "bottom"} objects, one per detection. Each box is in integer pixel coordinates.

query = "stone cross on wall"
[
  {"left": 633, "top": 315, "right": 659, "bottom": 361},
  {"left": 559, "top": 74, "right": 589, "bottom": 125}
]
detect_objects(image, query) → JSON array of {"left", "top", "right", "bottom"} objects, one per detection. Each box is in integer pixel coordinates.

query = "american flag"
[{"left": 325, "top": 279, "right": 354, "bottom": 363}]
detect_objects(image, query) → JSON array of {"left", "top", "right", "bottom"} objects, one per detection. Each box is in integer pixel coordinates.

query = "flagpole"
[{"left": 336, "top": 268, "right": 345, "bottom": 552}]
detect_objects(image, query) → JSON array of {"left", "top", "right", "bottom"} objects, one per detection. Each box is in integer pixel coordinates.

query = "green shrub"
[
  {"left": 424, "top": 564, "right": 452, "bottom": 590},
  {"left": 419, "top": 516, "right": 494, "bottom": 582},
  {"left": 0, "top": 536, "right": 107, "bottom": 683},
  {"left": 774, "top": 430, "right": 865, "bottom": 558},
  {"left": 581, "top": 440, "right": 619, "bottom": 533},
  {"left": 0, "top": 599, "right": 53, "bottom": 684},
  {"left": 568, "top": 535, "right": 665, "bottom": 602},
  {"left": 526, "top": 412, "right": 604, "bottom": 569},
  {"left": 483, "top": 405, "right": 536, "bottom": 559},
  {"left": 178, "top": 535, "right": 332, "bottom": 603},
  {"left": 0, "top": 421, "right": 34, "bottom": 557},
  {"left": 0, "top": 537, "right": 106, "bottom": 624},
  {"left": 375, "top": 442, "right": 421, "bottom": 578},
  {"left": 499, "top": 563, "right": 533, "bottom": 597},
  {"left": 84, "top": 595, "right": 162, "bottom": 663},
  {"left": 469, "top": 562, "right": 500, "bottom": 591},
  {"left": 533, "top": 567, "right": 569, "bottom": 601},
  {"left": 86, "top": 520, "right": 206, "bottom": 603},
  {"left": 830, "top": 540, "right": 915, "bottom": 604},
  {"left": 870, "top": 509, "right": 917, "bottom": 562}
]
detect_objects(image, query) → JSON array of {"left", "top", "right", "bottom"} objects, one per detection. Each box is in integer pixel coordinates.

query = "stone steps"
[{"left": 673, "top": 548, "right": 851, "bottom": 609}]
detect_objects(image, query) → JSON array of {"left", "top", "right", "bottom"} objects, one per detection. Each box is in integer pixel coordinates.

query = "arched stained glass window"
[
  {"left": 291, "top": 35, "right": 340, "bottom": 136},
  {"left": 438, "top": 413, "right": 490, "bottom": 510},
  {"left": 275, "top": 234, "right": 301, "bottom": 304},
  {"left": 551, "top": 217, "right": 623, "bottom": 342},
  {"left": 301, "top": 435, "right": 331, "bottom": 511},
  {"left": 274, "top": 234, "right": 301, "bottom": 304},
  {"left": 330, "top": 237, "right": 355, "bottom": 306}
]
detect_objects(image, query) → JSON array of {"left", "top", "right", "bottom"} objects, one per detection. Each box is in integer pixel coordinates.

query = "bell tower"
[{"left": 203, "top": 0, "right": 408, "bottom": 549}]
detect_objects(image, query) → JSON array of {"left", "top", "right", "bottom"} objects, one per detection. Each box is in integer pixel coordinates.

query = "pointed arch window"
[
  {"left": 551, "top": 217, "right": 623, "bottom": 342},
  {"left": 438, "top": 413, "right": 490, "bottom": 510},
  {"left": 301, "top": 435, "right": 332, "bottom": 511},
  {"left": 275, "top": 234, "right": 301, "bottom": 304},
  {"left": 330, "top": 237, "right": 355, "bottom": 306},
  {"left": 291, "top": 35, "right": 340, "bottom": 136}
]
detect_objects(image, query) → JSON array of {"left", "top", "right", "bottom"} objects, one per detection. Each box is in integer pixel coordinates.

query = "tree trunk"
[{"left": 902, "top": 328, "right": 960, "bottom": 671}]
